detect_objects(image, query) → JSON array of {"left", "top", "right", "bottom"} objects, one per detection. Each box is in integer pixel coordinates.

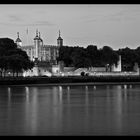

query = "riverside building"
[
  {"left": 15, "top": 30, "right": 63, "bottom": 77},
  {"left": 15, "top": 30, "right": 139, "bottom": 77}
]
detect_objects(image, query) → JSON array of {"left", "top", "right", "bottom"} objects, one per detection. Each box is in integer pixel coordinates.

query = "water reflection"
[
  {"left": 58, "top": 86, "right": 63, "bottom": 104},
  {"left": 123, "top": 85, "right": 128, "bottom": 102},
  {"left": 1, "top": 84, "right": 140, "bottom": 135},
  {"left": 93, "top": 86, "right": 96, "bottom": 90},
  {"left": 67, "top": 86, "right": 70, "bottom": 103},
  {"left": 129, "top": 85, "right": 132, "bottom": 89},
  {"left": 8, "top": 87, "right": 11, "bottom": 102},
  {"left": 85, "top": 86, "right": 89, "bottom": 106},
  {"left": 25, "top": 87, "right": 38, "bottom": 135},
  {"left": 114, "top": 85, "right": 123, "bottom": 134},
  {"left": 25, "top": 87, "right": 29, "bottom": 102},
  {"left": 52, "top": 86, "right": 59, "bottom": 105},
  {"left": 124, "top": 85, "right": 127, "bottom": 89}
]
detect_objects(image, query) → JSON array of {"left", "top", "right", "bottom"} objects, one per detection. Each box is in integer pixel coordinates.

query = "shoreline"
[
  {"left": 0, "top": 76, "right": 140, "bottom": 86},
  {"left": 5, "top": 82, "right": 140, "bottom": 87}
]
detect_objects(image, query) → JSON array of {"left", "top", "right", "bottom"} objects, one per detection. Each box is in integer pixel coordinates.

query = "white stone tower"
[{"left": 34, "top": 29, "right": 43, "bottom": 61}]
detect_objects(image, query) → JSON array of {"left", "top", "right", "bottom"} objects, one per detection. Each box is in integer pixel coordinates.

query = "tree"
[
  {"left": 6, "top": 54, "right": 34, "bottom": 77},
  {"left": 86, "top": 45, "right": 101, "bottom": 66},
  {"left": 0, "top": 38, "right": 17, "bottom": 56},
  {"left": 99, "top": 46, "right": 119, "bottom": 69},
  {"left": 71, "top": 47, "right": 92, "bottom": 68},
  {"left": 134, "top": 46, "right": 140, "bottom": 68},
  {"left": 0, "top": 38, "right": 34, "bottom": 77},
  {"left": 118, "top": 47, "right": 137, "bottom": 71},
  {"left": 57, "top": 44, "right": 119, "bottom": 69},
  {"left": 0, "top": 56, "right": 9, "bottom": 77},
  {"left": 57, "top": 46, "right": 73, "bottom": 66}
]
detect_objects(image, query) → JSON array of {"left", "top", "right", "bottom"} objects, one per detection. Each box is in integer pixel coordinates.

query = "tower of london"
[
  {"left": 15, "top": 30, "right": 63, "bottom": 76},
  {"left": 15, "top": 30, "right": 63, "bottom": 64}
]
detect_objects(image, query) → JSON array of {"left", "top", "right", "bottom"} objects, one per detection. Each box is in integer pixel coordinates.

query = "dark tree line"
[
  {"left": 57, "top": 45, "right": 119, "bottom": 69},
  {"left": 57, "top": 45, "right": 140, "bottom": 71},
  {"left": 0, "top": 38, "right": 34, "bottom": 77}
]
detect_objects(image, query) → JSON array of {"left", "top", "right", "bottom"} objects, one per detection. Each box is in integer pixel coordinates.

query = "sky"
[{"left": 0, "top": 4, "right": 140, "bottom": 49}]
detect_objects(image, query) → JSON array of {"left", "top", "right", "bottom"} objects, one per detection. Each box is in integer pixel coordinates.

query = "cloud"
[
  {"left": 31, "top": 20, "right": 55, "bottom": 26},
  {"left": 107, "top": 10, "right": 136, "bottom": 22},
  {"left": 8, "top": 15, "right": 23, "bottom": 22},
  {"left": 0, "top": 20, "right": 55, "bottom": 27},
  {"left": 81, "top": 7, "right": 140, "bottom": 24}
]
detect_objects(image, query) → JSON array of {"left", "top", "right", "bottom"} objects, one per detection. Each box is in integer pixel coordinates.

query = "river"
[{"left": 0, "top": 84, "right": 140, "bottom": 135}]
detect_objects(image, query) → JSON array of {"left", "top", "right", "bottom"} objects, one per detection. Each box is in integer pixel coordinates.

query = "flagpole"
[{"left": 26, "top": 28, "right": 28, "bottom": 45}]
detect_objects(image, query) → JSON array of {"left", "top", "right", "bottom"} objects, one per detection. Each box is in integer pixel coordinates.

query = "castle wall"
[{"left": 23, "top": 66, "right": 52, "bottom": 77}]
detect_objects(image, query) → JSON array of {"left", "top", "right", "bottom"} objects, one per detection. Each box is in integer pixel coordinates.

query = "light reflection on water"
[{"left": 0, "top": 84, "right": 140, "bottom": 135}]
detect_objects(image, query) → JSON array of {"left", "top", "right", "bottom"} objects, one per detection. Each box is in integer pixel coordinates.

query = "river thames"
[{"left": 0, "top": 84, "right": 140, "bottom": 135}]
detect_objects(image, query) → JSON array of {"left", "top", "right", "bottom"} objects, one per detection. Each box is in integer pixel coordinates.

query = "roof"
[
  {"left": 34, "top": 36, "right": 39, "bottom": 40},
  {"left": 57, "top": 36, "right": 63, "bottom": 40},
  {"left": 39, "top": 37, "right": 43, "bottom": 42},
  {"left": 15, "top": 37, "right": 22, "bottom": 42},
  {"left": 34, "top": 36, "right": 43, "bottom": 42}
]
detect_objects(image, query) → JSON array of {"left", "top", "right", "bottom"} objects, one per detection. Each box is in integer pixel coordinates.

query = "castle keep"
[{"left": 15, "top": 30, "right": 63, "bottom": 76}]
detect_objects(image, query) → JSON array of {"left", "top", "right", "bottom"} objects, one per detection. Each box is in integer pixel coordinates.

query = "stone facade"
[{"left": 16, "top": 30, "right": 63, "bottom": 64}]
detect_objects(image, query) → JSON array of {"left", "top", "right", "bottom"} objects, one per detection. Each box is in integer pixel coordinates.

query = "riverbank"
[{"left": 1, "top": 75, "right": 140, "bottom": 86}]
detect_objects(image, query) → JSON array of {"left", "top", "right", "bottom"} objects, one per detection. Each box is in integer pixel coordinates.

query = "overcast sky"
[{"left": 0, "top": 4, "right": 140, "bottom": 49}]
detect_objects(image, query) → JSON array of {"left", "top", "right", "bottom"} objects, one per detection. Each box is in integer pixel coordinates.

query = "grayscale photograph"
[{"left": 0, "top": 4, "right": 140, "bottom": 136}]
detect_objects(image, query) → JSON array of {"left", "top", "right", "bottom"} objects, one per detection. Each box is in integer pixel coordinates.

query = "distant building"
[
  {"left": 16, "top": 30, "right": 63, "bottom": 64},
  {"left": 15, "top": 30, "right": 63, "bottom": 76}
]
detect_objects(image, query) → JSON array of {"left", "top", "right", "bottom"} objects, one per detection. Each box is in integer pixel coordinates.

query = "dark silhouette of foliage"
[
  {"left": 100, "top": 46, "right": 119, "bottom": 71},
  {"left": 118, "top": 47, "right": 137, "bottom": 71},
  {"left": 58, "top": 45, "right": 119, "bottom": 69},
  {"left": 58, "top": 44, "right": 140, "bottom": 72},
  {"left": 0, "top": 38, "right": 34, "bottom": 77},
  {"left": 58, "top": 46, "right": 73, "bottom": 67}
]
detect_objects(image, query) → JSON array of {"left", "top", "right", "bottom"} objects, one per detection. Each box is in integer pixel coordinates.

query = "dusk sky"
[{"left": 0, "top": 4, "right": 140, "bottom": 49}]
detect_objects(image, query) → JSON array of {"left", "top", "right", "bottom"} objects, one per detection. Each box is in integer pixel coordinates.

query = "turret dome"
[
  {"left": 34, "top": 29, "right": 39, "bottom": 40},
  {"left": 57, "top": 30, "right": 63, "bottom": 40},
  {"left": 16, "top": 37, "right": 22, "bottom": 42},
  {"left": 15, "top": 32, "right": 22, "bottom": 43}
]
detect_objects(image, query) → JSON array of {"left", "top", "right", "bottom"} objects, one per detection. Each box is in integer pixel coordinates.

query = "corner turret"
[
  {"left": 15, "top": 32, "right": 22, "bottom": 47},
  {"left": 57, "top": 30, "right": 63, "bottom": 47}
]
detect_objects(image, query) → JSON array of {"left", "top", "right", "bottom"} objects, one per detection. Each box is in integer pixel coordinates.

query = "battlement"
[
  {"left": 43, "top": 45, "right": 59, "bottom": 48},
  {"left": 22, "top": 45, "right": 34, "bottom": 49}
]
